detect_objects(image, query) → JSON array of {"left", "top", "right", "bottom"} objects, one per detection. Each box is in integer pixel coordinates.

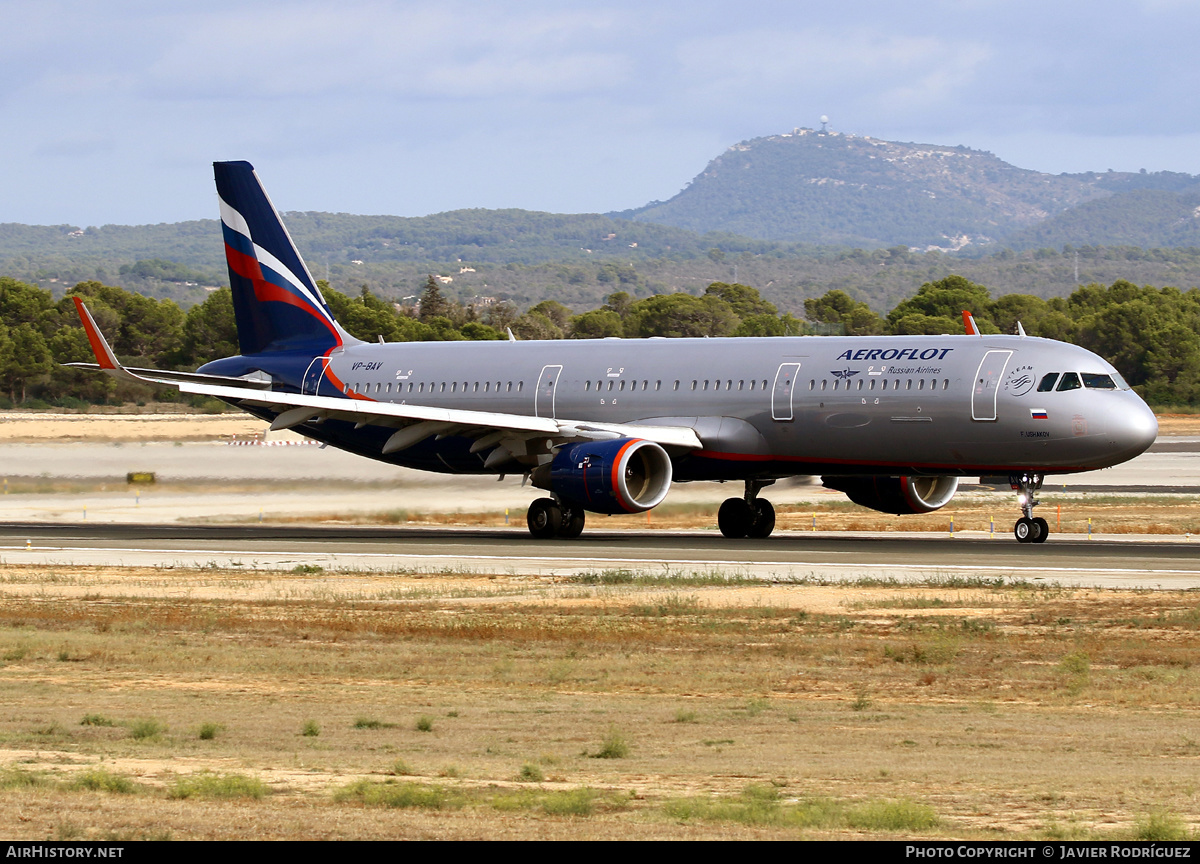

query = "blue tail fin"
[{"left": 214, "top": 161, "right": 349, "bottom": 355}]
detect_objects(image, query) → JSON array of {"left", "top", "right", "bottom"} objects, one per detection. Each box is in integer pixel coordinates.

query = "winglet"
[
  {"left": 73, "top": 296, "right": 121, "bottom": 370},
  {"left": 962, "top": 310, "right": 981, "bottom": 336}
]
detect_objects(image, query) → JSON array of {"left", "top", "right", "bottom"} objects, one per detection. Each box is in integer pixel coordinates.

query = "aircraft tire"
[
  {"left": 1032, "top": 517, "right": 1049, "bottom": 543},
  {"left": 527, "top": 498, "right": 563, "bottom": 539},
  {"left": 1014, "top": 517, "right": 1034, "bottom": 543},
  {"left": 718, "top": 497, "right": 753, "bottom": 539},
  {"left": 558, "top": 506, "right": 586, "bottom": 539},
  {"left": 748, "top": 499, "right": 776, "bottom": 538}
]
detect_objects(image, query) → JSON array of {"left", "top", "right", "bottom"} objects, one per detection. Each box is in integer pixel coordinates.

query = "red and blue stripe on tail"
[{"left": 214, "top": 161, "right": 350, "bottom": 356}]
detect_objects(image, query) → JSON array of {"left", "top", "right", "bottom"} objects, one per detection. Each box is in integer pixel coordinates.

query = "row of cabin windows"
[
  {"left": 583, "top": 379, "right": 772, "bottom": 392},
  {"left": 810, "top": 377, "right": 950, "bottom": 392},
  {"left": 349, "top": 381, "right": 525, "bottom": 395},
  {"left": 348, "top": 376, "right": 952, "bottom": 396}
]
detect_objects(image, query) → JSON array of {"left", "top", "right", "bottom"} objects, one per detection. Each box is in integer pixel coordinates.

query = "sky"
[{"left": 5, "top": 0, "right": 1200, "bottom": 226}]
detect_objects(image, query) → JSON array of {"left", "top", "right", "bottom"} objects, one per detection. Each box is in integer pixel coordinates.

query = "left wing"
[{"left": 68, "top": 299, "right": 702, "bottom": 465}]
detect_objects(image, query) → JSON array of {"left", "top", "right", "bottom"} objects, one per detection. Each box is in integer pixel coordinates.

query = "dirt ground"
[{"left": 0, "top": 564, "right": 1198, "bottom": 840}]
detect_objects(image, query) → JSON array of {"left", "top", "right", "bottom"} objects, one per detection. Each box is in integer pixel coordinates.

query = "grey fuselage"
[{"left": 285, "top": 332, "right": 1158, "bottom": 482}]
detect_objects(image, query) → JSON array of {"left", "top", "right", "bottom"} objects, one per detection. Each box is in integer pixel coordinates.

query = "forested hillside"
[
  {"left": 2, "top": 273, "right": 1195, "bottom": 411},
  {"left": 619, "top": 129, "right": 1200, "bottom": 249}
]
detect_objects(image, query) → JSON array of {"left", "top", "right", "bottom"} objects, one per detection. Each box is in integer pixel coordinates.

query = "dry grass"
[{"left": 0, "top": 563, "right": 1198, "bottom": 839}]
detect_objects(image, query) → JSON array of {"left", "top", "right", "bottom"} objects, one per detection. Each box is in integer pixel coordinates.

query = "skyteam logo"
[{"left": 835, "top": 347, "right": 953, "bottom": 362}]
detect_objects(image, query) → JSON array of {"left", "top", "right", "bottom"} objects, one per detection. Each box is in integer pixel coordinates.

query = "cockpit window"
[
  {"left": 1111, "top": 371, "right": 1132, "bottom": 390},
  {"left": 1056, "top": 372, "right": 1082, "bottom": 392},
  {"left": 1081, "top": 373, "right": 1117, "bottom": 390},
  {"left": 1037, "top": 373, "right": 1060, "bottom": 392}
]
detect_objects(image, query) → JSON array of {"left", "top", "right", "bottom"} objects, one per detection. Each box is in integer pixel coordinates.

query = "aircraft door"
[
  {"left": 536, "top": 365, "right": 563, "bottom": 418},
  {"left": 302, "top": 356, "right": 329, "bottom": 396},
  {"left": 771, "top": 362, "right": 802, "bottom": 421},
  {"left": 971, "top": 350, "right": 1012, "bottom": 421}
]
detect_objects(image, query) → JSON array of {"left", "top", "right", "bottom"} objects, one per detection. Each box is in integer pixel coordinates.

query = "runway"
[{"left": 1, "top": 521, "right": 1196, "bottom": 589}]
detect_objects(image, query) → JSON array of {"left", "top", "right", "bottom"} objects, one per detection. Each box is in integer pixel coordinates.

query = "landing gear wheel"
[
  {"left": 748, "top": 499, "right": 776, "bottom": 538},
  {"left": 558, "top": 506, "right": 585, "bottom": 539},
  {"left": 1014, "top": 517, "right": 1034, "bottom": 543},
  {"left": 1032, "top": 517, "right": 1049, "bottom": 543},
  {"left": 527, "top": 498, "right": 562, "bottom": 539},
  {"left": 718, "top": 497, "right": 753, "bottom": 538}
]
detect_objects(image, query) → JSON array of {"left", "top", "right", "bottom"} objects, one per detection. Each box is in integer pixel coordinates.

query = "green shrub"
[{"left": 169, "top": 773, "right": 269, "bottom": 800}]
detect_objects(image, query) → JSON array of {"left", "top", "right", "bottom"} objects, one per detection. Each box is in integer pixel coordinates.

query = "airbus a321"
[{"left": 71, "top": 161, "right": 1159, "bottom": 543}]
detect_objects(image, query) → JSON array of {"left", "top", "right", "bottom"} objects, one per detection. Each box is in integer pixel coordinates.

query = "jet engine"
[
  {"left": 532, "top": 438, "right": 672, "bottom": 515},
  {"left": 822, "top": 475, "right": 959, "bottom": 515}
]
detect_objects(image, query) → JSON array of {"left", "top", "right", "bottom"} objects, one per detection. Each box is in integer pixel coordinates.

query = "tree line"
[{"left": 0, "top": 273, "right": 1195, "bottom": 409}]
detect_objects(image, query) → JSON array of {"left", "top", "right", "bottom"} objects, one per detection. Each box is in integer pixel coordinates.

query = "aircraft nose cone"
[{"left": 1110, "top": 397, "right": 1158, "bottom": 461}]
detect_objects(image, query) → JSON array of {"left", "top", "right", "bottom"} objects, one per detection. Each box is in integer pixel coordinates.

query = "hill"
[{"left": 617, "top": 129, "right": 1200, "bottom": 249}]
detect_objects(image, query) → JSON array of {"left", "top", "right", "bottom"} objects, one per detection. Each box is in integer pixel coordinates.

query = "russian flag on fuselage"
[{"left": 214, "top": 161, "right": 341, "bottom": 356}]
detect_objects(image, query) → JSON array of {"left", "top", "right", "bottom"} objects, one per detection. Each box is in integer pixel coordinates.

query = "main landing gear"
[
  {"left": 527, "top": 498, "right": 585, "bottom": 539},
  {"left": 718, "top": 480, "right": 776, "bottom": 539},
  {"left": 1010, "top": 472, "right": 1049, "bottom": 544}
]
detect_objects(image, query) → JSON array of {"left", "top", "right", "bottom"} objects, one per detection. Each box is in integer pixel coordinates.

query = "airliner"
[{"left": 71, "top": 161, "right": 1159, "bottom": 543}]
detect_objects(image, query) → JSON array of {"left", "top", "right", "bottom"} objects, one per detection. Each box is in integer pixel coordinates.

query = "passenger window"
[
  {"left": 821, "top": 380, "right": 827, "bottom": 391},
  {"left": 439, "top": 383, "right": 445, "bottom": 392},
  {"left": 869, "top": 379, "right": 875, "bottom": 390},
  {"left": 1057, "top": 372, "right": 1082, "bottom": 392},
  {"left": 880, "top": 379, "right": 887, "bottom": 391},
  {"left": 517, "top": 382, "right": 523, "bottom": 392},
  {"left": 1037, "top": 373, "right": 1060, "bottom": 392},
  {"left": 673, "top": 381, "right": 679, "bottom": 391},
  {"left": 943, "top": 379, "right": 949, "bottom": 390},
  {"left": 507, "top": 382, "right": 512, "bottom": 392},
  {"left": 856, "top": 379, "right": 863, "bottom": 390},
  {"left": 918, "top": 379, "right": 925, "bottom": 390},
  {"left": 619, "top": 380, "right": 626, "bottom": 391},
  {"left": 585, "top": 381, "right": 590, "bottom": 391}
]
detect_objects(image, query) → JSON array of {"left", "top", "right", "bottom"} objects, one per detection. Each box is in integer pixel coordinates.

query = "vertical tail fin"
[{"left": 214, "top": 161, "right": 353, "bottom": 355}]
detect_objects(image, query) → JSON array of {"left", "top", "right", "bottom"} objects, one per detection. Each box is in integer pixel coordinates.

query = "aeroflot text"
[{"left": 836, "top": 347, "right": 954, "bottom": 362}]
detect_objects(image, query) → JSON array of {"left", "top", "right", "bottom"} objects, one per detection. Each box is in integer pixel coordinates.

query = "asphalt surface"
[{"left": 1, "top": 521, "right": 1196, "bottom": 589}]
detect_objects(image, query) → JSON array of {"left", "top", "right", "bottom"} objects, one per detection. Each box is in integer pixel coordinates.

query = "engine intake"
[
  {"left": 822, "top": 475, "right": 959, "bottom": 515},
  {"left": 534, "top": 438, "right": 672, "bottom": 514}
]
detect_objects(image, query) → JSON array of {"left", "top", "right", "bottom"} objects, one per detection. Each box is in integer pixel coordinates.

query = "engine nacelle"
[
  {"left": 822, "top": 475, "right": 959, "bottom": 515},
  {"left": 533, "top": 438, "right": 673, "bottom": 515}
]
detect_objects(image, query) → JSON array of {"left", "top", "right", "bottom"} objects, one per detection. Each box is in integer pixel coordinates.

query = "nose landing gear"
[
  {"left": 718, "top": 480, "right": 776, "bottom": 539},
  {"left": 1010, "top": 473, "right": 1048, "bottom": 543}
]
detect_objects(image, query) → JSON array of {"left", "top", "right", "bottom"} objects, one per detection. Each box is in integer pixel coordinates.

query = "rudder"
[{"left": 214, "top": 161, "right": 347, "bottom": 355}]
